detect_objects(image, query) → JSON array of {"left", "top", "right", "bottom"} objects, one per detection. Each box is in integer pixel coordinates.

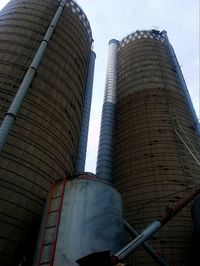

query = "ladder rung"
[
  {"left": 48, "top": 209, "right": 59, "bottom": 214},
  {"left": 39, "top": 261, "right": 51, "bottom": 265},
  {"left": 45, "top": 225, "right": 56, "bottom": 230},
  {"left": 43, "top": 241, "right": 55, "bottom": 246},
  {"left": 52, "top": 195, "right": 62, "bottom": 200}
]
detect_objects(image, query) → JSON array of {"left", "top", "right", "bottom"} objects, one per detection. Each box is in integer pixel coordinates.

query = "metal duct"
[
  {"left": 76, "top": 51, "right": 96, "bottom": 173},
  {"left": 96, "top": 39, "right": 119, "bottom": 182}
]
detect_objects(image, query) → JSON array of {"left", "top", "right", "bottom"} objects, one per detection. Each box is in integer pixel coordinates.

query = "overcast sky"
[{"left": 0, "top": 0, "right": 199, "bottom": 173}]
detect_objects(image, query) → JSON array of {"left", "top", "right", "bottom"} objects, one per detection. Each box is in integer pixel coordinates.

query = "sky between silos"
[{"left": 0, "top": 0, "right": 199, "bottom": 173}]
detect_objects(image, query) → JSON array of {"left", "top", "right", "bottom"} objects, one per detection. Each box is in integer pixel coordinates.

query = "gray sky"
[{"left": 0, "top": 0, "right": 199, "bottom": 173}]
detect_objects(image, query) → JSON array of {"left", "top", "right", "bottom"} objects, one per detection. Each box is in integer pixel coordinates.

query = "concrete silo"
[
  {"left": 97, "top": 30, "right": 200, "bottom": 265},
  {"left": 0, "top": 0, "right": 93, "bottom": 265}
]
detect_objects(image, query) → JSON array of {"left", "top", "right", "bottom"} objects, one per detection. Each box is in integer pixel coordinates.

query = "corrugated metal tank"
[
  {"left": 112, "top": 30, "right": 200, "bottom": 265},
  {"left": 0, "top": 0, "right": 92, "bottom": 265},
  {"left": 33, "top": 174, "right": 124, "bottom": 266}
]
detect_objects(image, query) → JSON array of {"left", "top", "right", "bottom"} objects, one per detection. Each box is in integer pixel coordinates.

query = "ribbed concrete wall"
[
  {"left": 113, "top": 30, "right": 200, "bottom": 265},
  {"left": 0, "top": 0, "right": 92, "bottom": 265}
]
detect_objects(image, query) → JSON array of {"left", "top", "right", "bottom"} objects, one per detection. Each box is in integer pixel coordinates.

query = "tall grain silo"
[
  {"left": 0, "top": 0, "right": 93, "bottom": 265},
  {"left": 114, "top": 30, "right": 200, "bottom": 265},
  {"left": 97, "top": 30, "right": 200, "bottom": 265}
]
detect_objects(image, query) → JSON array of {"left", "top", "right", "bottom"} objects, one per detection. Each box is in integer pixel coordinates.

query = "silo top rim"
[
  {"left": 120, "top": 29, "right": 166, "bottom": 42},
  {"left": 65, "top": 0, "right": 93, "bottom": 43},
  {"left": 117, "top": 29, "right": 168, "bottom": 49}
]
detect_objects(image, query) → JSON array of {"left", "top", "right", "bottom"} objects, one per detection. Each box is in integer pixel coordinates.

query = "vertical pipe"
[
  {"left": 96, "top": 39, "right": 119, "bottom": 182},
  {"left": 75, "top": 50, "right": 96, "bottom": 173},
  {"left": 162, "top": 30, "right": 200, "bottom": 134},
  {"left": 0, "top": 0, "right": 66, "bottom": 152}
]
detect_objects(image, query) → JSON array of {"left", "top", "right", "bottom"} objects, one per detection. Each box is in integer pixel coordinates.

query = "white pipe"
[
  {"left": 0, "top": 0, "right": 66, "bottom": 152},
  {"left": 96, "top": 39, "right": 119, "bottom": 182}
]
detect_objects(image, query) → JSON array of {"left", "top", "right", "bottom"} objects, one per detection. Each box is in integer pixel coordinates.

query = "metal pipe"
[
  {"left": 115, "top": 188, "right": 200, "bottom": 263},
  {"left": 124, "top": 220, "right": 169, "bottom": 266},
  {"left": 0, "top": 0, "right": 66, "bottom": 152},
  {"left": 160, "top": 187, "right": 200, "bottom": 225},
  {"left": 116, "top": 221, "right": 162, "bottom": 261},
  {"left": 75, "top": 51, "right": 96, "bottom": 173},
  {"left": 96, "top": 39, "right": 119, "bottom": 182},
  {"left": 161, "top": 30, "right": 200, "bottom": 134}
]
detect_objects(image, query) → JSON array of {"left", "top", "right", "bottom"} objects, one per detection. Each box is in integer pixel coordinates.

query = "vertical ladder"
[{"left": 38, "top": 177, "right": 67, "bottom": 266}]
